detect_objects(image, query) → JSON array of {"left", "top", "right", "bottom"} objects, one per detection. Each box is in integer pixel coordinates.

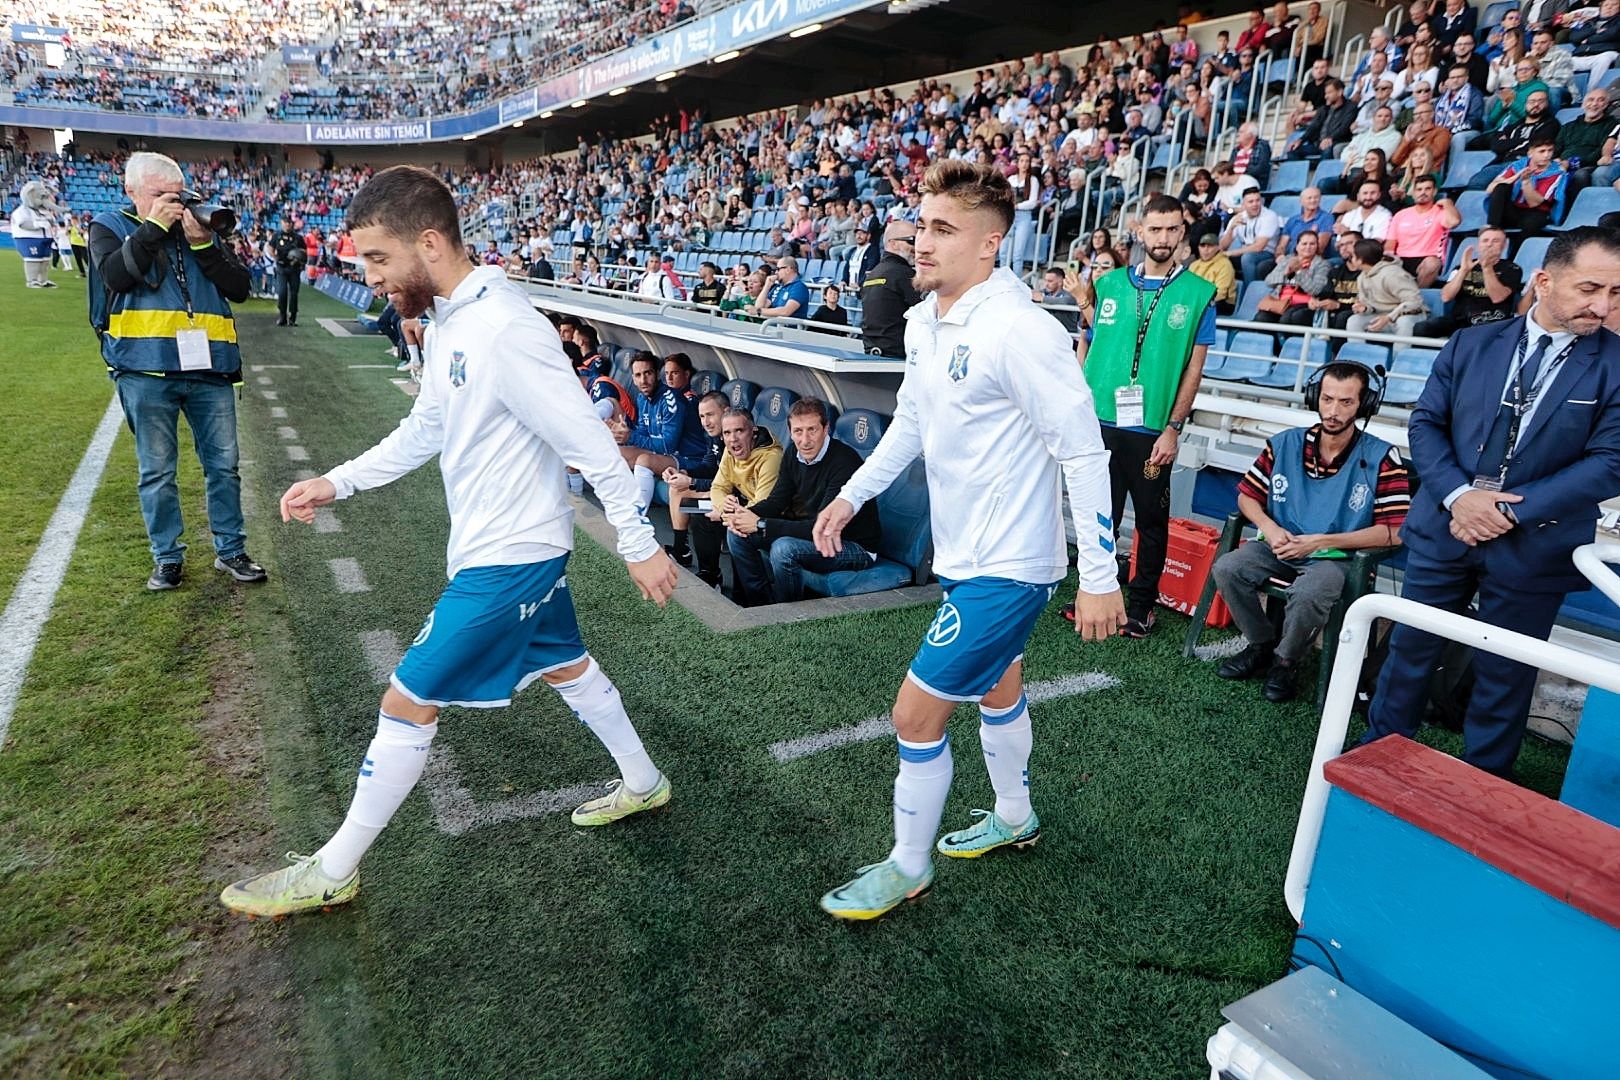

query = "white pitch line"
[
  {"left": 358, "top": 629, "right": 402, "bottom": 685},
  {"left": 285, "top": 445, "right": 309, "bottom": 461},
  {"left": 276, "top": 426, "right": 299, "bottom": 440},
  {"left": 293, "top": 470, "right": 317, "bottom": 481},
  {"left": 251, "top": 364, "right": 301, "bottom": 371},
  {"left": 328, "top": 557, "right": 371, "bottom": 593},
  {"left": 269, "top": 406, "right": 288, "bottom": 419},
  {"left": 312, "top": 507, "right": 342, "bottom": 534},
  {"left": 422, "top": 749, "right": 611, "bottom": 836},
  {"left": 256, "top": 375, "right": 273, "bottom": 385},
  {"left": 318, "top": 317, "right": 360, "bottom": 337},
  {"left": 767, "top": 672, "right": 1123, "bottom": 763},
  {"left": 260, "top": 390, "right": 278, "bottom": 401},
  {"left": 346, "top": 364, "right": 397, "bottom": 369},
  {"left": 0, "top": 397, "right": 124, "bottom": 750},
  {"left": 391, "top": 379, "right": 420, "bottom": 398},
  {"left": 1193, "top": 637, "right": 1249, "bottom": 662}
]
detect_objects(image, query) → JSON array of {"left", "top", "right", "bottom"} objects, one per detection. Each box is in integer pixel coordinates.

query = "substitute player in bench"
[
  {"left": 221, "top": 166, "right": 679, "bottom": 918},
  {"left": 812, "top": 160, "right": 1126, "bottom": 921}
]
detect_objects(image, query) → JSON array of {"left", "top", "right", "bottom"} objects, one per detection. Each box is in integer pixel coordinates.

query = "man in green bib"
[{"left": 1072, "top": 194, "right": 1217, "bottom": 637}]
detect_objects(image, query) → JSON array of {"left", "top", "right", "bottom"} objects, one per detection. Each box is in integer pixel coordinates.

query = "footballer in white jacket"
[
  {"left": 813, "top": 160, "right": 1125, "bottom": 921},
  {"left": 222, "top": 167, "right": 680, "bottom": 919}
]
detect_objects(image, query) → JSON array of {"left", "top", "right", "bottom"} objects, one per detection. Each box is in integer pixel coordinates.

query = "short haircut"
[
  {"left": 1529, "top": 134, "right": 1558, "bottom": 150},
  {"left": 1045, "top": 264, "right": 1066, "bottom": 277},
  {"left": 346, "top": 165, "right": 462, "bottom": 248},
  {"left": 1324, "top": 77, "right": 1344, "bottom": 92},
  {"left": 920, "top": 159, "right": 1015, "bottom": 233},
  {"left": 1544, "top": 225, "right": 1620, "bottom": 274},
  {"left": 788, "top": 397, "right": 830, "bottom": 426},
  {"left": 1143, "top": 193, "right": 1185, "bottom": 218},
  {"left": 662, "top": 351, "right": 694, "bottom": 373},
  {"left": 1319, "top": 361, "right": 1371, "bottom": 394},
  {"left": 574, "top": 323, "right": 599, "bottom": 349},
  {"left": 125, "top": 151, "right": 183, "bottom": 192},
  {"left": 1353, "top": 238, "right": 1385, "bottom": 265},
  {"left": 698, "top": 390, "right": 729, "bottom": 410},
  {"left": 721, "top": 407, "right": 754, "bottom": 426},
  {"left": 700, "top": 260, "right": 719, "bottom": 273},
  {"left": 629, "top": 349, "right": 659, "bottom": 371}
]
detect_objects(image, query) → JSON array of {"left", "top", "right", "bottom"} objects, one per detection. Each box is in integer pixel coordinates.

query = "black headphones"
[{"left": 1303, "top": 360, "right": 1386, "bottom": 422}]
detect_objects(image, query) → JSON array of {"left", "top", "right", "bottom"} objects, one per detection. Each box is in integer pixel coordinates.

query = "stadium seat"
[
  {"left": 1310, "top": 158, "right": 1344, "bottom": 188},
  {"left": 1480, "top": 0, "right": 1517, "bottom": 28},
  {"left": 690, "top": 369, "right": 726, "bottom": 396},
  {"left": 1233, "top": 280, "right": 1274, "bottom": 322},
  {"left": 1555, "top": 186, "right": 1620, "bottom": 229},
  {"left": 1333, "top": 341, "right": 1392, "bottom": 376},
  {"left": 1451, "top": 190, "right": 1490, "bottom": 236},
  {"left": 1419, "top": 288, "right": 1447, "bottom": 320},
  {"left": 1383, "top": 347, "right": 1442, "bottom": 406},
  {"left": 1268, "top": 194, "right": 1301, "bottom": 222},
  {"left": 800, "top": 458, "right": 933, "bottom": 597},
  {"left": 1514, "top": 236, "right": 1553, "bottom": 275},
  {"left": 722, "top": 378, "right": 760, "bottom": 412},
  {"left": 834, "top": 409, "right": 888, "bottom": 458},
  {"left": 1205, "top": 331, "right": 1278, "bottom": 381},
  {"left": 1441, "top": 150, "right": 1496, "bottom": 192},
  {"left": 752, "top": 386, "right": 800, "bottom": 445},
  {"left": 1251, "top": 336, "right": 1330, "bottom": 389},
  {"left": 1265, "top": 159, "right": 1310, "bottom": 196}
]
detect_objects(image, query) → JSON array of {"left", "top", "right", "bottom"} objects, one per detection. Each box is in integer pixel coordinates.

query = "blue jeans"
[
  {"left": 1239, "top": 250, "right": 1276, "bottom": 282},
  {"left": 114, "top": 373, "right": 247, "bottom": 565},
  {"left": 727, "top": 532, "right": 874, "bottom": 604}
]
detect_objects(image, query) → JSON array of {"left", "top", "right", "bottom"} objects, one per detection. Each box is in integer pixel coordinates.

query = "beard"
[
  {"left": 1321, "top": 415, "right": 1353, "bottom": 435},
  {"left": 913, "top": 265, "right": 941, "bottom": 293},
  {"left": 388, "top": 262, "right": 438, "bottom": 319},
  {"left": 1147, "top": 244, "right": 1176, "bottom": 265}
]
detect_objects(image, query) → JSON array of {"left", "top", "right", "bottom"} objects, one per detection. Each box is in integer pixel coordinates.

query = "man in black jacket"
[
  {"left": 270, "top": 218, "right": 307, "bottom": 326},
  {"left": 1285, "top": 78, "right": 1356, "bottom": 159},
  {"left": 725, "top": 398, "right": 882, "bottom": 604},
  {"left": 859, "top": 218, "right": 920, "bottom": 357}
]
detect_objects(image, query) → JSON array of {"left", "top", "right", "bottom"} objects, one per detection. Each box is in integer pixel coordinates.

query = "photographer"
[
  {"left": 270, "top": 217, "right": 307, "bottom": 326},
  {"left": 87, "top": 151, "right": 264, "bottom": 592}
]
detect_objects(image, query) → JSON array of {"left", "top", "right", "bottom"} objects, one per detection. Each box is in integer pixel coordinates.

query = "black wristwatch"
[{"left": 1168, "top": 418, "right": 1187, "bottom": 433}]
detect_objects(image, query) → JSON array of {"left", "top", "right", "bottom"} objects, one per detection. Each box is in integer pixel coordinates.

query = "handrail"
[
  {"left": 1283, "top": 589, "right": 1620, "bottom": 923},
  {"left": 1573, "top": 542, "right": 1620, "bottom": 611}
]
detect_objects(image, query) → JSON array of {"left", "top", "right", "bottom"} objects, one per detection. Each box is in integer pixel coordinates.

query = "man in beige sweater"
[{"left": 1345, "top": 238, "right": 1427, "bottom": 336}]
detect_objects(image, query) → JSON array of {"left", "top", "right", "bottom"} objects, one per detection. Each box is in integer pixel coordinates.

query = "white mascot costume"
[{"left": 11, "top": 181, "right": 62, "bottom": 288}]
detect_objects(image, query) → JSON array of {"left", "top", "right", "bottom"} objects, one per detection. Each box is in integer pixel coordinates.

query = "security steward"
[
  {"left": 271, "top": 217, "right": 307, "bottom": 326},
  {"left": 88, "top": 150, "right": 265, "bottom": 592},
  {"left": 859, "top": 217, "right": 920, "bottom": 357}
]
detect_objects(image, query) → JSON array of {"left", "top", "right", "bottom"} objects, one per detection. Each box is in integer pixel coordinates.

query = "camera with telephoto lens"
[{"left": 180, "top": 189, "right": 236, "bottom": 234}]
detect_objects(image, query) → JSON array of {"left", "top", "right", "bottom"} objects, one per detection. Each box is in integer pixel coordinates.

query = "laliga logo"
[
  {"left": 1271, "top": 473, "right": 1289, "bottom": 498},
  {"left": 1098, "top": 297, "right": 1118, "bottom": 322},
  {"left": 733, "top": 0, "right": 787, "bottom": 36}
]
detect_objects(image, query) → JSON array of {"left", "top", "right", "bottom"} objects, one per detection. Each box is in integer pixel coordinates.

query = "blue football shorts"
[
  {"left": 391, "top": 555, "right": 586, "bottom": 708},
  {"left": 906, "top": 575, "right": 1060, "bottom": 702}
]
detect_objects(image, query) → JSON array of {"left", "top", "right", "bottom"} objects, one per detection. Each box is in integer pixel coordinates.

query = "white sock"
[
  {"left": 314, "top": 711, "right": 437, "bottom": 880},
  {"left": 633, "top": 464, "right": 657, "bottom": 516},
  {"left": 553, "top": 657, "right": 661, "bottom": 793},
  {"left": 979, "top": 694, "right": 1033, "bottom": 828},
  {"left": 888, "top": 734, "right": 952, "bottom": 877}
]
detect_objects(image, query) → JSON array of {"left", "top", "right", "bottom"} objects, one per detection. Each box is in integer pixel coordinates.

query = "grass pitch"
[{"left": 0, "top": 253, "right": 1570, "bottom": 1077}]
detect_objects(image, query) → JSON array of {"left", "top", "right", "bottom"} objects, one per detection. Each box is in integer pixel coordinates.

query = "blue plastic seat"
[
  {"left": 1265, "top": 159, "right": 1311, "bottom": 196},
  {"left": 690, "top": 369, "right": 726, "bottom": 396},
  {"left": 1451, "top": 189, "right": 1490, "bottom": 237},
  {"left": 1441, "top": 149, "right": 1496, "bottom": 191},
  {"left": 1251, "top": 336, "right": 1331, "bottom": 388},
  {"left": 722, "top": 378, "right": 760, "bottom": 412},
  {"left": 1310, "top": 157, "right": 1344, "bottom": 188},
  {"left": 1234, "top": 280, "right": 1274, "bottom": 322},
  {"left": 1268, "top": 194, "right": 1301, "bottom": 222},
  {"left": 1383, "top": 347, "right": 1441, "bottom": 405},
  {"left": 1206, "top": 331, "right": 1279, "bottom": 381},
  {"left": 751, "top": 386, "right": 800, "bottom": 445},
  {"left": 1515, "top": 236, "right": 1553, "bottom": 275},
  {"left": 1555, "top": 186, "right": 1620, "bottom": 229},
  {"left": 800, "top": 458, "right": 932, "bottom": 597},
  {"left": 833, "top": 408, "right": 888, "bottom": 458},
  {"left": 1333, "top": 341, "right": 1392, "bottom": 375}
]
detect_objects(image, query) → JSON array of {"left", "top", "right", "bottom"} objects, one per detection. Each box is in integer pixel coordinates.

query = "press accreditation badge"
[
  {"left": 1115, "top": 384, "right": 1145, "bottom": 428},
  {"left": 176, "top": 329, "right": 212, "bottom": 371}
]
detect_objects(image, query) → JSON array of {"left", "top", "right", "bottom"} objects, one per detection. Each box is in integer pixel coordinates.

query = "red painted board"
[{"left": 1325, "top": 737, "right": 1620, "bottom": 931}]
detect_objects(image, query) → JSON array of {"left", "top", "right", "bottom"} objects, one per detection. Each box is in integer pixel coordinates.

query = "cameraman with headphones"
[
  {"left": 1209, "top": 361, "right": 1410, "bottom": 701},
  {"left": 88, "top": 150, "right": 264, "bottom": 592}
]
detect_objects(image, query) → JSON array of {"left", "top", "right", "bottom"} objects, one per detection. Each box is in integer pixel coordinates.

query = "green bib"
[{"left": 1084, "top": 267, "right": 1216, "bottom": 431}]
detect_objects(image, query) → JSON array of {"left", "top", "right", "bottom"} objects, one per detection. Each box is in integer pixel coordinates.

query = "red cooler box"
[{"left": 1128, "top": 517, "right": 1233, "bottom": 628}]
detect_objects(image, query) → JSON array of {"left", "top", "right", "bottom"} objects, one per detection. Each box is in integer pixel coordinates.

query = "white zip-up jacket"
[
  {"left": 837, "top": 267, "right": 1117, "bottom": 592},
  {"left": 324, "top": 266, "right": 659, "bottom": 578}
]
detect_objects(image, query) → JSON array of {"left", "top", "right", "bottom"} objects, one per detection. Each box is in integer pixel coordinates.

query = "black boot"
[
  {"left": 665, "top": 529, "right": 692, "bottom": 567},
  {"left": 1262, "top": 658, "right": 1302, "bottom": 702},
  {"left": 1217, "top": 642, "right": 1274, "bottom": 680}
]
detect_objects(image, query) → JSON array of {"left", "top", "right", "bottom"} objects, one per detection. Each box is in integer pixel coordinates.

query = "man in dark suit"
[{"left": 1365, "top": 227, "right": 1620, "bottom": 776}]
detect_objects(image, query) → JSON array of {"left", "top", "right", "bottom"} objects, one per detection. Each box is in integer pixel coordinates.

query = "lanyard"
[
  {"left": 170, "top": 233, "right": 196, "bottom": 322},
  {"left": 1130, "top": 264, "right": 1181, "bottom": 383},
  {"left": 1496, "top": 327, "right": 1577, "bottom": 480}
]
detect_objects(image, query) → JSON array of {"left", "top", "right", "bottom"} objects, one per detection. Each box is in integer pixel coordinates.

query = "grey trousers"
[{"left": 1210, "top": 541, "right": 1347, "bottom": 663}]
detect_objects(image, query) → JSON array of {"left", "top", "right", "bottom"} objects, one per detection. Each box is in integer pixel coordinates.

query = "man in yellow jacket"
[{"left": 691, "top": 407, "right": 783, "bottom": 591}]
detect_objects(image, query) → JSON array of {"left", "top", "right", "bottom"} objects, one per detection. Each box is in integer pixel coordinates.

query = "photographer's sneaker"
[
  {"left": 214, "top": 553, "right": 268, "bottom": 583},
  {"left": 146, "top": 562, "right": 183, "bottom": 591},
  {"left": 221, "top": 852, "right": 358, "bottom": 918}
]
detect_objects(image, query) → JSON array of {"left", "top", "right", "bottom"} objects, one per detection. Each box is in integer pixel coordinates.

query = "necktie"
[{"left": 1475, "top": 334, "right": 1551, "bottom": 482}]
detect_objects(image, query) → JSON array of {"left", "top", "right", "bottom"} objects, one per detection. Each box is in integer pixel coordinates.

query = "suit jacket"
[{"left": 1405, "top": 316, "right": 1620, "bottom": 592}]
